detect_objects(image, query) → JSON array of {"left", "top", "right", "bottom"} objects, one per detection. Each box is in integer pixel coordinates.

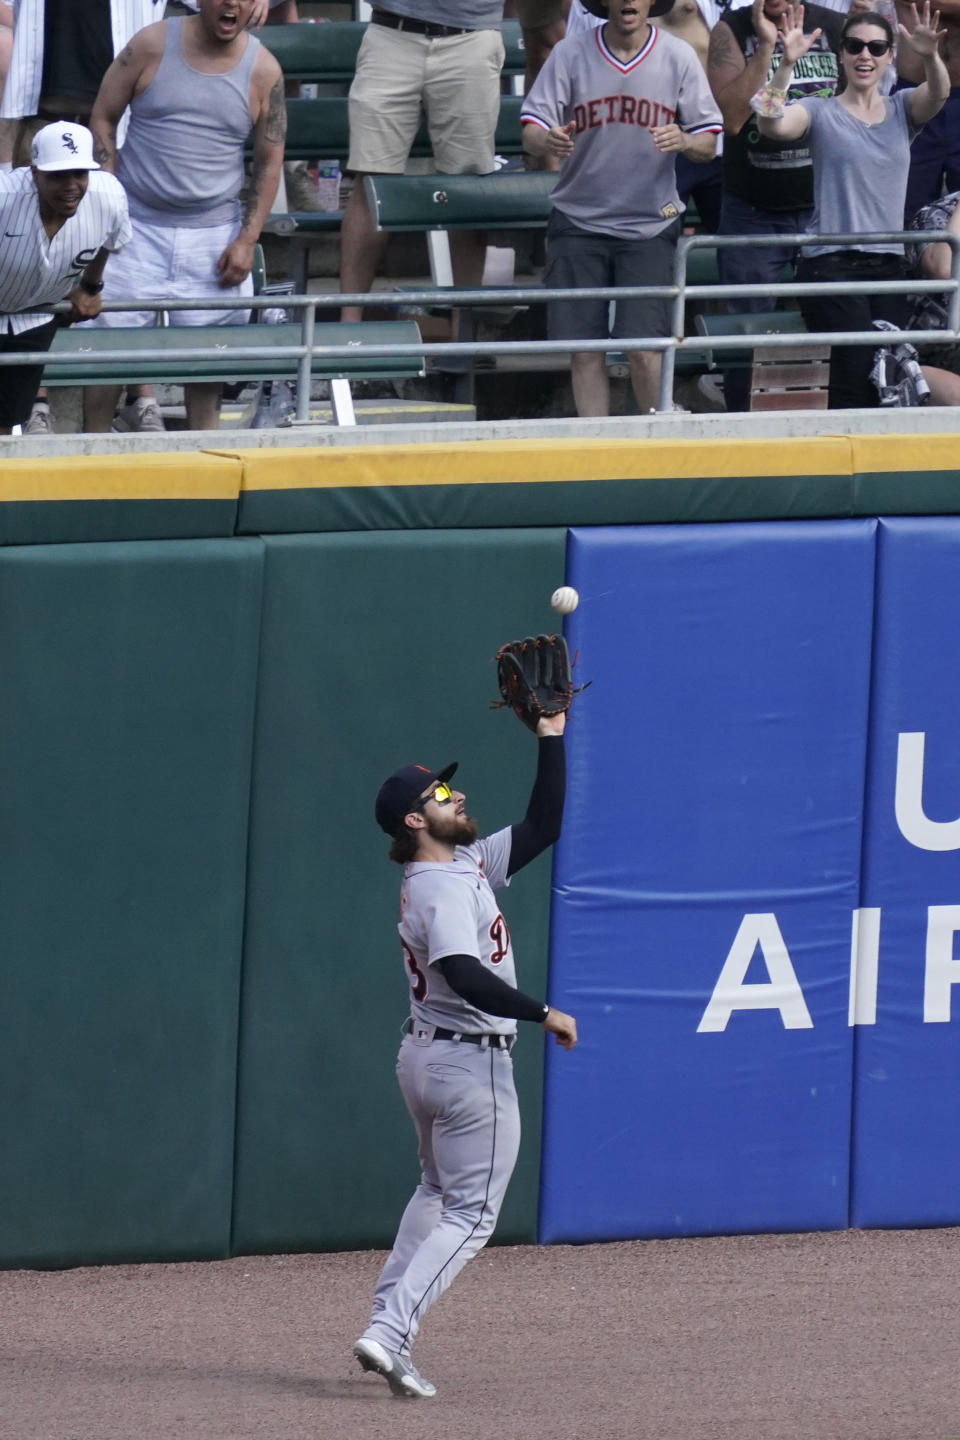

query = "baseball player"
[
  {"left": 0, "top": 121, "right": 130, "bottom": 435},
  {"left": 521, "top": 0, "right": 722, "bottom": 417},
  {"left": 356, "top": 711, "right": 577, "bottom": 1400}
]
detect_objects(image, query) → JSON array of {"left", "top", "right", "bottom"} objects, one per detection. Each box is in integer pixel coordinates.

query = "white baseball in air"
[{"left": 550, "top": 586, "right": 579, "bottom": 615}]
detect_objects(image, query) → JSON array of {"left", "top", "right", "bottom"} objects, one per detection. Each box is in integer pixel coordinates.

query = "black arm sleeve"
[
  {"left": 507, "top": 734, "right": 566, "bottom": 877},
  {"left": 436, "top": 953, "right": 549, "bottom": 1023}
]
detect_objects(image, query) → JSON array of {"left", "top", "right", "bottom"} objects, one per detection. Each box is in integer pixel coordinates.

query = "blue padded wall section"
[
  {"left": 540, "top": 521, "right": 877, "bottom": 1242},
  {"left": 852, "top": 517, "right": 960, "bottom": 1227}
]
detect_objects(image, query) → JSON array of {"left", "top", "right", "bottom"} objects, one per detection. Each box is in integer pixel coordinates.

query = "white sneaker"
[
  {"left": 24, "top": 402, "right": 51, "bottom": 435},
  {"left": 113, "top": 397, "right": 165, "bottom": 432},
  {"left": 353, "top": 1337, "right": 436, "bottom": 1399}
]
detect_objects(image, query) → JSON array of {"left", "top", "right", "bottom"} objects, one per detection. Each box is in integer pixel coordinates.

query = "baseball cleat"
[{"left": 353, "top": 1337, "right": 437, "bottom": 1399}]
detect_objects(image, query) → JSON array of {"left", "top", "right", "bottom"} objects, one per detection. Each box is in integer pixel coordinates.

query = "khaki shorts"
[
  {"left": 513, "top": 0, "right": 566, "bottom": 30},
  {"left": 347, "top": 22, "right": 504, "bottom": 175}
]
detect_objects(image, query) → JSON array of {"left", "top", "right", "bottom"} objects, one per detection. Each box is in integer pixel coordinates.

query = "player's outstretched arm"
[
  {"left": 507, "top": 722, "right": 566, "bottom": 876},
  {"left": 543, "top": 1006, "right": 578, "bottom": 1050}
]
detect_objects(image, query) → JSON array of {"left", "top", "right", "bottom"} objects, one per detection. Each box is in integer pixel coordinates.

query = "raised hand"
[
  {"left": 752, "top": 0, "right": 779, "bottom": 47},
  {"left": 898, "top": 0, "right": 947, "bottom": 56},
  {"left": 779, "top": 2, "right": 821, "bottom": 63}
]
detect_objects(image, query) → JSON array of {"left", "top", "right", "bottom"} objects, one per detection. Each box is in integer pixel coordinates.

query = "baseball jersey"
[
  {"left": 521, "top": 25, "right": 722, "bottom": 238},
  {"left": 0, "top": 167, "right": 131, "bottom": 334},
  {"left": 398, "top": 826, "right": 518, "bottom": 1038},
  {"left": 1, "top": 0, "right": 164, "bottom": 121}
]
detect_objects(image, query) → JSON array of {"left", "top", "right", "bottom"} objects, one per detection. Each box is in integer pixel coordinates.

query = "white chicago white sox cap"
[{"left": 31, "top": 123, "right": 101, "bottom": 173}]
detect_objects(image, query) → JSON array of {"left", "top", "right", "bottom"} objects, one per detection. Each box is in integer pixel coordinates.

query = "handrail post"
[
  {"left": 296, "top": 300, "right": 316, "bottom": 423},
  {"left": 658, "top": 232, "right": 689, "bottom": 412},
  {"left": 949, "top": 232, "right": 960, "bottom": 338}
]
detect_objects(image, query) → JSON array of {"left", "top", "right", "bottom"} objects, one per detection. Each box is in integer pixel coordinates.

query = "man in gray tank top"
[{"left": 83, "top": 0, "right": 285, "bottom": 431}]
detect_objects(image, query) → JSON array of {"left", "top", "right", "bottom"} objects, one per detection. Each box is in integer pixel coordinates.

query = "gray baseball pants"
[{"left": 361, "top": 1031, "right": 522, "bottom": 1355}]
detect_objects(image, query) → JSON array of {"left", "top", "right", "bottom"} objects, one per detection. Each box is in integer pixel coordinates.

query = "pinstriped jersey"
[
  {"left": 521, "top": 24, "right": 722, "bottom": 238},
  {"left": 398, "top": 827, "right": 518, "bottom": 1038},
  {"left": 0, "top": 168, "right": 131, "bottom": 333},
  {"left": 1, "top": 0, "right": 163, "bottom": 131}
]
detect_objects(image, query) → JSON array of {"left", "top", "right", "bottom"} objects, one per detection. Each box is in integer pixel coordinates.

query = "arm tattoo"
[
  {"left": 707, "top": 22, "right": 738, "bottom": 71},
  {"left": 92, "top": 124, "right": 117, "bottom": 172},
  {"left": 241, "top": 166, "right": 265, "bottom": 232},
  {"left": 263, "top": 78, "right": 287, "bottom": 146}
]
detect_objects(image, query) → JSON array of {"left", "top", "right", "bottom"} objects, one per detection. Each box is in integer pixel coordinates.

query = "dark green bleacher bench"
[
  {"left": 694, "top": 309, "right": 827, "bottom": 410},
  {"left": 42, "top": 321, "right": 424, "bottom": 427},
  {"left": 260, "top": 19, "right": 525, "bottom": 83},
  {"left": 259, "top": 96, "right": 527, "bottom": 290},
  {"left": 366, "top": 170, "right": 556, "bottom": 233},
  {"left": 365, "top": 171, "right": 720, "bottom": 283},
  {"left": 276, "top": 93, "right": 524, "bottom": 165},
  {"left": 361, "top": 172, "right": 717, "bottom": 400}
]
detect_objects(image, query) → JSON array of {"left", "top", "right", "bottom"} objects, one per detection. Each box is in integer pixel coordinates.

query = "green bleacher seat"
[{"left": 42, "top": 321, "right": 424, "bottom": 387}]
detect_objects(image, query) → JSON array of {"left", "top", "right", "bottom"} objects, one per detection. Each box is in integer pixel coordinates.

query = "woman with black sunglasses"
[{"left": 752, "top": 1, "right": 948, "bottom": 407}]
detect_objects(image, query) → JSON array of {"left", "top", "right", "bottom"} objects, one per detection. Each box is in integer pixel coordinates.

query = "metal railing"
[{"left": 2, "top": 229, "right": 958, "bottom": 422}]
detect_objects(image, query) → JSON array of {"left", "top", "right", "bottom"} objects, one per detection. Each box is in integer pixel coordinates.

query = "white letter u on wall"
[{"left": 894, "top": 732, "right": 960, "bottom": 852}]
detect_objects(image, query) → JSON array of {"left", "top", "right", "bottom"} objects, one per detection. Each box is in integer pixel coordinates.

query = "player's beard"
[{"left": 425, "top": 810, "right": 479, "bottom": 847}]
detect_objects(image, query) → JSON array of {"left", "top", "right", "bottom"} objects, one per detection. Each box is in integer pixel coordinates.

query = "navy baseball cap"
[{"left": 375, "top": 761, "right": 458, "bottom": 837}]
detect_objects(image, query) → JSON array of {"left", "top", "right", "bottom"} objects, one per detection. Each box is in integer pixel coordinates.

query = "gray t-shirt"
[
  {"left": 521, "top": 25, "right": 722, "bottom": 239},
  {"left": 801, "top": 89, "right": 920, "bottom": 256}
]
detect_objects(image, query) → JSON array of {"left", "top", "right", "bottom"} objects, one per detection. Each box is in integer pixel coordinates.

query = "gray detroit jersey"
[
  {"left": 521, "top": 25, "right": 722, "bottom": 238},
  {"left": 399, "top": 827, "right": 517, "bottom": 1036}
]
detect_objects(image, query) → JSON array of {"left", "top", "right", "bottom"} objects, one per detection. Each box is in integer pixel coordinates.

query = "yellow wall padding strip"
[
  {"left": 849, "top": 433, "right": 960, "bottom": 475},
  {"left": 0, "top": 452, "right": 242, "bottom": 504},
  {"left": 217, "top": 436, "right": 857, "bottom": 493}
]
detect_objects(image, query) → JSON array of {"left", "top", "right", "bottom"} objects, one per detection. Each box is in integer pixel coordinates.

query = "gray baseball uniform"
[
  {"left": 361, "top": 826, "right": 522, "bottom": 1357},
  {"left": 521, "top": 24, "right": 722, "bottom": 237}
]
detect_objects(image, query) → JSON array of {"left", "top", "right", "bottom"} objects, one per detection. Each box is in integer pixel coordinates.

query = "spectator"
[
  {"left": 0, "top": 3, "right": 13, "bottom": 168},
  {"left": 657, "top": 0, "right": 725, "bottom": 231},
  {"left": 338, "top": 1, "right": 505, "bottom": 322},
  {"left": 516, "top": 0, "right": 570, "bottom": 99},
  {"left": 167, "top": 0, "right": 297, "bottom": 20},
  {"left": 0, "top": 123, "right": 130, "bottom": 435},
  {"left": 756, "top": 2, "right": 948, "bottom": 408},
  {"left": 0, "top": 0, "right": 167, "bottom": 433},
  {"left": 707, "top": 0, "right": 843, "bottom": 410},
  {"left": 0, "top": 0, "right": 164, "bottom": 165},
  {"left": 521, "top": 0, "right": 722, "bottom": 417},
  {"left": 905, "top": 187, "right": 960, "bottom": 402},
  {"left": 84, "top": 0, "right": 285, "bottom": 432},
  {"left": 169, "top": 0, "right": 316, "bottom": 207},
  {"left": 895, "top": 0, "right": 960, "bottom": 220},
  {"left": 570, "top": 0, "right": 725, "bottom": 226}
]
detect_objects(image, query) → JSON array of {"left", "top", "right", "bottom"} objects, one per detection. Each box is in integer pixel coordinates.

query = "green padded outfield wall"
[
  {"left": 0, "top": 539, "right": 264, "bottom": 1267},
  {"left": 2, "top": 433, "right": 960, "bottom": 1267},
  {"left": 231, "top": 528, "right": 567, "bottom": 1253}
]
